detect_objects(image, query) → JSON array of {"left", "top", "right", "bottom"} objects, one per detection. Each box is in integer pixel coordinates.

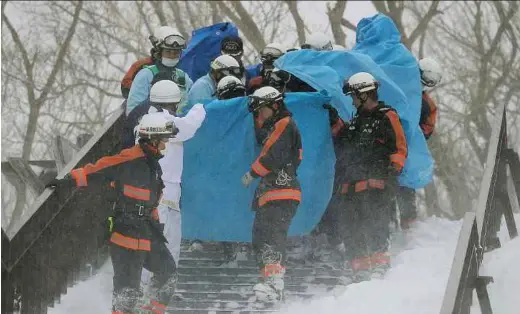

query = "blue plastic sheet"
[
  {"left": 177, "top": 22, "right": 239, "bottom": 83},
  {"left": 274, "top": 14, "right": 433, "bottom": 188},
  {"left": 179, "top": 13, "right": 433, "bottom": 242},
  {"left": 181, "top": 93, "right": 334, "bottom": 241}
]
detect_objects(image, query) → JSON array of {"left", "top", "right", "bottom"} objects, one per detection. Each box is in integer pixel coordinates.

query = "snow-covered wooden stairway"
[{"left": 169, "top": 239, "right": 343, "bottom": 313}]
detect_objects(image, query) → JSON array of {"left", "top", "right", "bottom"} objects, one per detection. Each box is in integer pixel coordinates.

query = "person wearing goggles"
[
  {"left": 126, "top": 26, "right": 193, "bottom": 116},
  {"left": 187, "top": 54, "right": 243, "bottom": 106},
  {"left": 247, "top": 43, "right": 286, "bottom": 94},
  {"left": 241, "top": 86, "right": 303, "bottom": 304}
]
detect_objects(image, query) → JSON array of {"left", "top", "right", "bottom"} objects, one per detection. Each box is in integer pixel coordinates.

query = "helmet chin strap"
[{"left": 354, "top": 92, "right": 369, "bottom": 109}]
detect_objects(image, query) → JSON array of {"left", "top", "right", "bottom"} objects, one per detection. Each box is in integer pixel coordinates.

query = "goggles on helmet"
[
  {"left": 342, "top": 82, "right": 378, "bottom": 96},
  {"left": 217, "top": 66, "right": 243, "bottom": 78},
  {"left": 260, "top": 47, "right": 283, "bottom": 63},
  {"left": 247, "top": 94, "right": 282, "bottom": 113},
  {"left": 218, "top": 84, "right": 246, "bottom": 99},
  {"left": 161, "top": 35, "right": 186, "bottom": 50}
]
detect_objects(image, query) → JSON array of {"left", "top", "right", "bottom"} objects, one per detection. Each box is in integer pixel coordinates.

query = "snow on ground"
[{"left": 49, "top": 214, "right": 520, "bottom": 314}]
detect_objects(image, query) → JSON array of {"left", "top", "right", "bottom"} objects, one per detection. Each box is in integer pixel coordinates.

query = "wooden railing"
[
  {"left": 1, "top": 108, "right": 124, "bottom": 314},
  {"left": 440, "top": 102, "right": 519, "bottom": 314}
]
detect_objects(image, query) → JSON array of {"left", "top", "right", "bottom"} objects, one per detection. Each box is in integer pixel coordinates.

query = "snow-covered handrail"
[{"left": 440, "top": 102, "right": 518, "bottom": 314}]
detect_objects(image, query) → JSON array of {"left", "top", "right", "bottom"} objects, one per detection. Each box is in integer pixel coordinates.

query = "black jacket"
[
  {"left": 335, "top": 102, "right": 408, "bottom": 187},
  {"left": 250, "top": 110, "right": 303, "bottom": 207},
  {"left": 61, "top": 142, "right": 165, "bottom": 251}
]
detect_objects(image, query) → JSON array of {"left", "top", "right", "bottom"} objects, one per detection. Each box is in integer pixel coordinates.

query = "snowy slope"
[{"left": 49, "top": 215, "right": 520, "bottom": 314}]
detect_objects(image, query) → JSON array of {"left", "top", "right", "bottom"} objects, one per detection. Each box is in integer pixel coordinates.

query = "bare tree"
[
  {"left": 416, "top": 0, "right": 520, "bottom": 218},
  {"left": 2, "top": 1, "right": 83, "bottom": 230},
  {"left": 2, "top": 0, "right": 518, "bottom": 226},
  {"left": 327, "top": 1, "right": 348, "bottom": 47}
]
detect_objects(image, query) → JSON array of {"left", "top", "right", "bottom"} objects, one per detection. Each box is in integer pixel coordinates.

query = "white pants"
[{"left": 142, "top": 182, "right": 182, "bottom": 284}]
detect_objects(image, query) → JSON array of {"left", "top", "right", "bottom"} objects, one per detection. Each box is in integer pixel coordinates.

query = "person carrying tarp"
[
  {"left": 334, "top": 72, "right": 408, "bottom": 282},
  {"left": 247, "top": 43, "right": 286, "bottom": 94},
  {"left": 126, "top": 26, "right": 193, "bottom": 116},
  {"left": 46, "top": 113, "right": 180, "bottom": 314},
  {"left": 241, "top": 86, "right": 303, "bottom": 303},
  {"left": 396, "top": 57, "right": 442, "bottom": 230}
]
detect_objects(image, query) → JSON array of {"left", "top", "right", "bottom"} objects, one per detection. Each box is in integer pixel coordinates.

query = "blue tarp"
[
  {"left": 179, "top": 13, "right": 433, "bottom": 242},
  {"left": 274, "top": 13, "right": 433, "bottom": 188},
  {"left": 177, "top": 22, "right": 239, "bottom": 83},
  {"left": 181, "top": 93, "right": 334, "bottom": 241}
]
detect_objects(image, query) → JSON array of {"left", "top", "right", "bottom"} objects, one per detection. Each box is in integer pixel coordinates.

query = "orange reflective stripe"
[
  {"left": 385, "top": 111, "right": 407, "bottom": 166},
  {"left": 252, "top": 160, "right": 270, "bottom": 177},
  {"left": 340, "top": 183, "right": 350, "bottom": 194},
  {"left": 260, "top": 117, "right": 290, "bottom": 156},
  {"left": 261, "top": 263, "right": 285, "bottom": 277},
  {"left": 110, "top": 232, "right": 151, "bottom": 251},
  {"left": 252, "top": 117, "right": 291, "bottom": 175},
  {"left": 368, "top": 179, "right": 385, "bottom": 190},
  {"left": 258, "top": 189, "right": 301, "bottom": 206},
  {"left": 355, "top": 180, "right": 368, "bottom": 192},
  {"left": 351, "top": 256, "right": 371, "bottom": 271},
  {"left": 71, "top": 168, "right": 87, "bottom": 187},
  {"left": 299, "top": 149, "right": 303, "bottom": 160},
  {"left": 371, "top": 252, "right": 391, "bottom": 266},
  {"left": 123, "top": 184, "right": 151, "bottom": 201},
  {"left": 141, "top": 300, "right": 167, "bottom": 314}
]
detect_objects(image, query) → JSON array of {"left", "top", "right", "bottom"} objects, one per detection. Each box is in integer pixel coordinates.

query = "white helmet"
[
  {"left": 248, "top": 86, "right": 283, "bottom": 112},
  {"left": 210, "top": 55, "right": 242, "bottom": 79},
  {"left": 149, "top": 80, "right": 182, "bottom": 104},
  {"left": 216, "top": 76, "right": 246, "bottom": 100},
  {"left": 137, "top": 112, "right": 178, "bottom": 139},
  {"left": 151, "top": 26, "right": 186, "bottom": 50},
  {"left": 261, "top": 43, "right": 285, "bottom": 60},
  {"left": 303, "top": 32, "right": 333, "bottom": 51},
  {"left": 419, "top": 57, "right": 442, "bottom": 88},
  {"left": 344, "top": 72, "right": 379, "bottom": 95},
  {"left": 332, "top": 44, "right": 346, "bottom": 51},
  {"left": 211, "top": 54, "right": 240, "bottom": 70}
]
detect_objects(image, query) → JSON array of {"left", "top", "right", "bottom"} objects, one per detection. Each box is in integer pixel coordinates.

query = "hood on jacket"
[{"left": 355, "top": 13, "right": 401, "bottom": 45}]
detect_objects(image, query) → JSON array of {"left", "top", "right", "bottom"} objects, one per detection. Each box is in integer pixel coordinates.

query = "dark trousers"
[
  {"left": 252, "top": 200, "right": 298, "bottom": 268},
  {"left": 314, "top": 193, "right": 344, "bottom": 246},
  {"left": 110, "top": 239, "right": 177, "bottom": 312},
  {"left": 339, "top": 188, "right": 393, "bottom": 261},
  {"left": 396, "top": 186, "right": 417, "bottom": 227}
]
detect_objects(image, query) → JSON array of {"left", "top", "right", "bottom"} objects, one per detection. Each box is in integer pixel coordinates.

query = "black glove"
[{"left": 323, "top": 104, "right": 340, "bottom": 126}]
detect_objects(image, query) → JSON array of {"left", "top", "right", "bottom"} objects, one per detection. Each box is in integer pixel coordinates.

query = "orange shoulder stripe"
[
  {"left": 79, "top": 145, "right": 145, "bottom": 177},
  {"left": 260, "top": 117, "right": 290, "bottom": 156}
]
